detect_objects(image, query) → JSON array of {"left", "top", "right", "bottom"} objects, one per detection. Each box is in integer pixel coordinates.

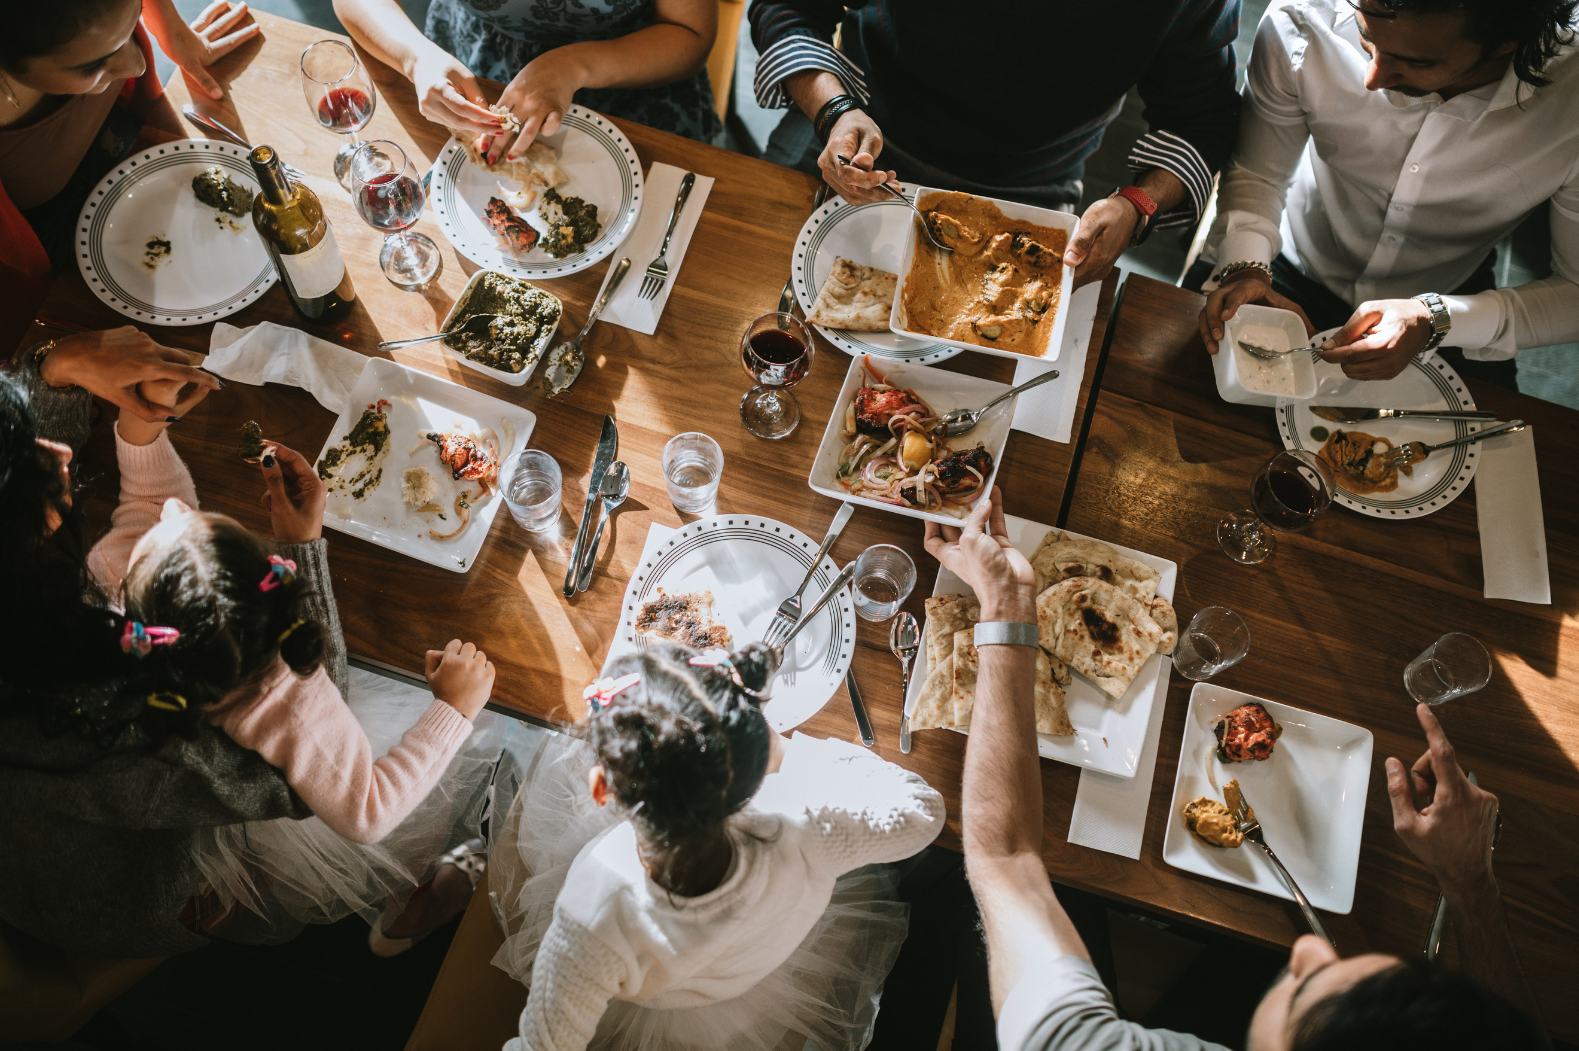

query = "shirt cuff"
[
  {"left": 1216, "top": 229, "right": 1276, "bottom": 275},
  {"left": 753, "top": 34, "right": 871, "bottom": 111},
  {"left": 1127, "top": 131, "right": 1214, "bottom": 230},
  {"left": 997, "top": 955, "right": 1112, "bottom": 1051},
  {"left": 113, "top": 425, "right": 188, "bottom": 481},
  {"left": 416, "top": 698, "right": 475, "bottom": 751},
  {"left": 1442, "top": 291, "right": 1511, "bottom": 359}
]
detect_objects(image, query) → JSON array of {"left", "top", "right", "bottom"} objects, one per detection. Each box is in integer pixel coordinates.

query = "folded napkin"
[
  {"left": 1066, "top": 660, "right": 1172, "bottom": 859},
  {"left": 592, "top": 163, "right": 715, "bottom": 336},
  {"left": 1009, "top": 280, "right": 1103, "bottom": 443},
  {"left": 206, "top": 322, "right": 367, "bottom": 415},
  {"left": 1477, "top": 426, "right": 1550, "bottom": 604}
]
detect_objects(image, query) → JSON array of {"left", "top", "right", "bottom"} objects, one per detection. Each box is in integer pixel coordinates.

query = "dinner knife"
[
  {"left": 844, "top": 669, "right": 875, "bottom": 747},
  {"left": 564, "top": 415, "right": 618, "bottom": 598},
  {"left": 1310, "top": 406, "right": 1499, "bottom": 424}
]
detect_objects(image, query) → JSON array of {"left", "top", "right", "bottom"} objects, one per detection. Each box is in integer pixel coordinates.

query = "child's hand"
[
  {"left": 426, "top": 639, "right": 495, "bottom": 720},
  {"left": 117, "top": 377, "right": 206, "bottom": 446}
]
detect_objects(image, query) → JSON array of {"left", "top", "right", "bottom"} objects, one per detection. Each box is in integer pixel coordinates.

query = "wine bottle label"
[{"left": 278, "top": 225, "right": 346, "bottom": 299}]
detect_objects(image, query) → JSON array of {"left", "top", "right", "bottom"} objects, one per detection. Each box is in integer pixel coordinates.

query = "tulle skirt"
[
  {"left": 192, "top": 666, "right": 546, "bottom": 944},
  {"left": 490, "top": 732, "right": 911, "bottom": 1051}
]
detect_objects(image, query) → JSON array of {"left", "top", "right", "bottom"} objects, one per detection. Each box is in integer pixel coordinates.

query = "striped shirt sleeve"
[
  {"left": 1128, "top": 131, "right": 1215, "bottom": 229},
  {"left": 753, "top": 34, "right": 871, "bottom": 110}
]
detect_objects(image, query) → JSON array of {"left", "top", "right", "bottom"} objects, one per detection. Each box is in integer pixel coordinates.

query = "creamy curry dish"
[
  {"left": 899, "top": 191, "right": 1067, "bottom": 357},
  {"left": 1318, "top": 429, "right": 1412, "bottom": 495}
]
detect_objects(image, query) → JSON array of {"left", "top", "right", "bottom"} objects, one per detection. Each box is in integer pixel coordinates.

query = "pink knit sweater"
[{"left": 89, "top": 424, "right": 473, "bottom": 845}]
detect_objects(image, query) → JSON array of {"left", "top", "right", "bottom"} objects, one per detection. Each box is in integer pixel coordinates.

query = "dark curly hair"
[
  {"left": 0, "top": 0, "right": 137, "bottom": 75},
  {"left": 585, "top": 643, "right": 775, "bottom": 895},
  {"left": 1365, "top": 0, "right": 1578, "bottom": 89}
]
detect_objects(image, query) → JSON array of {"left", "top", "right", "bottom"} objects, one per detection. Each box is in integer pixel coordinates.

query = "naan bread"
[
  {"left": 1030, "top": 533, "right": 1160, "bottom": 603},
  {"left": 909, "top": 652, "right": 955, "bottom": 731},
  {"left": 950, "top": 629, "right": 979, "bottom": 727},
  {"left": 923, "top": 595, "right": 980, "bottom": 669},
  {"left": 913, "top": 627, "right": 1072, "bottom": 737},
  {"left": 1037, "top": 577, "right": 1167, "bottom": 700},
  {"left": 806, "top": 257, "right": 898, "bottom": 331},
  {"left": 1034, "top": 648, "right": 1075, "bottom": 736},
  {"left": 1146, "top": 596, "right": 1178, "bottom": 655},
  {"left": 634, "top": 589, "right": 731, "bottom": 650},
  {"left": 450, "top": 133, "right": 569, "bottom": 193}
]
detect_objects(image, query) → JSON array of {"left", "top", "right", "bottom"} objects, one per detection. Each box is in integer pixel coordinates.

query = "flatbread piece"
[
  {"left": 1037, "top": 576, "right": 1167, "bottom": 700},
  {"left": 634, "top": 588, "right": 731, "bottom": 650},
  {"left": 1030, "top": 533, "right": 1161, "bottom": 603},
  {"left": 806, "top": 257, "right": 898, "bottom": 331}
]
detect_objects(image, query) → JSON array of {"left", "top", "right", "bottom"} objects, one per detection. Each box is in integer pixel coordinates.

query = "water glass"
[
  {"left": 852, "top": 544, "right": 916, "bottom": 622},
  {"left": 1172, "top": 607, "right": 1251, "bottom": 682},
  {"left": 1405, "top": 632, "right": 1492, "bottom": 706},
  {"left": 502, "top": 450, "right": 562, "bottom": 531},
  {"left": 663, "top": 432, "right": 723, "bottom": 513}
]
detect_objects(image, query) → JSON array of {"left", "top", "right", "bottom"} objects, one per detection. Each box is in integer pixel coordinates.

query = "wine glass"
[
  {"left": 739, "top": 312, "right": 814, "bottom": 440},
  {"left": 1217, "top": 449, "right": 1335, "bottom": 565},
  {"left": 301, "top": 39, "right": 376, "bottom": 189},
  {"left": 349, "top": 140, "right": 441, "bottom": 287}
]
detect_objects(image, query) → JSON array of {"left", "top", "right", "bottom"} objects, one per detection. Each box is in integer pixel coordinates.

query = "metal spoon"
[
  {"left": 937, "top": 370, "right": 1063, "bottom": 436},
  {"left": 377, "top": 313, "right": 504, "bottom": 351},
  {"left": 576, "top": 461, "right": 630, "bottom": 592},
  {"left": 1237, "top": 339, "right": 1306, "bottom": 361},
  {"left": 541, "top": 257, "right": 631, "bottom": 397},
  {"left": 890, "top": 612, "right": 919, "bottom": 754},
  {"left": 835, "top": 156, "right": 953, "bottom": 255},
  {"left": 181, "top": 104, "right": 308, "bottom": 183}
]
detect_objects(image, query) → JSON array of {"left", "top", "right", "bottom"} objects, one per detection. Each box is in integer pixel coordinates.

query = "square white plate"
[
  {"left": 808, "top": 355, "right": 1010, "bottom": 526},
  {"left": 315, "top": 358, "right": 536, "bottom": 573},
  {"left": 889, "top": 186, "right": 1077, "bottom": 363},
  {"left": 902, "top": 514, "right": 1177, "bottom": 776},
  {"left": 1162, "top": 684, "right": 1374, "bottom": 914}
]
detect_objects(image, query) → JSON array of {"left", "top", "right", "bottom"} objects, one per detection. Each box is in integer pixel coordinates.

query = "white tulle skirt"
[
  {"left": 489, "top": 732, "right": 910, "bottom": 1051},
  {"left": 191, "top": 666, "right": 547, "bottom": 944}
]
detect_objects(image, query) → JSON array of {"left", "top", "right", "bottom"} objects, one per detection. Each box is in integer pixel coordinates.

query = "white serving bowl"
[
  {"left": 888, "top": 186, "right": 1077, "bottom": 364},
  {"left": 437, "top": 268, "right": 562, "bottom": 386},
  {"left": 1214, "top": 304, "right": 1318, "bottom": 407}
]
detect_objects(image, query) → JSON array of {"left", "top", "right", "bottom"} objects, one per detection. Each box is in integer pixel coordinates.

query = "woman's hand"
[
  {"left": 410, "top": 48, "right": 501, "bottom": 134},
  {"left": 818, "top": 110, "right": 897, "bottom": 205},
  {"left": 142, "top": 0, "right": 262, "bottom": 101},
  {"left": 116, "top": 377, "right": 194, "bottom": 446},
  {"left": 1197, "top": 269, "right": 1314, "bottom": 353},
  {"left": 259, "top": 444, "right": 326, "bottom": 544},
  {"left": 40, "top": 326, "right": 221, "bottom": 423},
  {"left": 426, "top": 639, "right": 496, "bottom": 720},
  {"left": 487, "top": 49, "right": 585, "bottom": 163},
  {"left": 923, "top": 488, "right": 1037, "bottom": 622}
]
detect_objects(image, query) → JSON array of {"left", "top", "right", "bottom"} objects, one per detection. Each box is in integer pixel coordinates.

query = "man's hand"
[
  {"left": 1198, "top": 269, "right": 1315, "bottom": 353},
  {"left": 1386, "top": 703, "right": 1500, "bottom": 893},
  {"left": 259, "top": 444, "right": 327, "bottom": 544},
  {"left": 143, "top": 0, "right": 261, "bottom": 101},
  {"left": 426, "top": 639, "right": 495, "bottom": 720},
  {"left": 488, "top": 49, "right": 584, "bottom": 162},
  {"left": 410, "top": 50, "right": 501, "bottom": 134},
  {"left": 819, "top": 111, "right": 896, "bottom": 204},
  {"left": 923, "top": 488, "right": 1036, "bottom": 620},
  {"left": 1064, "top": 195, "right": 1139, "bottom": 289},
  {"left": 1319, "top": 298, "right": 1434, "bottom": 380},
  {"left": 39, "top": 327, "right": 221, "bottom": 423}
]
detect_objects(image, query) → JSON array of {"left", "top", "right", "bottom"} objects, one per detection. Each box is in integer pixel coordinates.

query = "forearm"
[
  {"left": 783, "top": 69, "right": 848, "bottom": 123},
  {"left": 547, "top": 23, "right": 712, "bottom": 93},
  {"left": 1444, "top": 874, "right": 1544, "bottom": 1025},
  {"left": 332, "top": 0, "right": 447, "bottom": 82},
  {"left": 13, "top": 342, "right": 94, "bottom": 452},
  {"left": 1134, "top": 168, "right": 1187, "bottom": 215}
]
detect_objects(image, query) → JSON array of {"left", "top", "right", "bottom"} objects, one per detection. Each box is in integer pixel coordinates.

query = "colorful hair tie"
[
  {"left": 259, "top": 555, "right": 298, "bottom": 592},
  {"left": 688, "top": 650, "right": 770, "bottom": 703},
  {"left": 277, "top": 619, "right": 306, "bottom": 644},
  {"left": 583, "top": 673, "right": 641, "bottom": 712},
  {"left": 120, "top": 621, "right": 180, "bottom": 658},
  {"left": 146, "top": 692, "right": 188, "bottom": 712}
]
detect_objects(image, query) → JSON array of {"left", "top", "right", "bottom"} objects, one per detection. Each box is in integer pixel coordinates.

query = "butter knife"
[
  {"left": 1310, "top": 406, "right": 1499, "bottom": 424},
  {"left": 844, "top": 669, "right": 875, "bottom": 747},
  {"left": 564, "top": 415, "right": 618, "bottom": 598}
]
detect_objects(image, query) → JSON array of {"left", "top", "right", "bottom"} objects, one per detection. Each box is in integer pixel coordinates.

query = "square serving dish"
[
  {"left": 439, "top": 269, "right": 562, "bottom": 386},
  {"left": 888, "top": 186, "right": 1077, "bottom": 363},
  {"left": 807, "top": 354, "right": 1010, "bottom": 526},
  {"left": 1215, "top": 304, "right": 1318, "bottom": 407}
]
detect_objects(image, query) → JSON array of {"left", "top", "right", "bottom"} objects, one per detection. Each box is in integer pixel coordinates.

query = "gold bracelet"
[{"left": 32, "top": 339, "right": 79, "bottom": 392}]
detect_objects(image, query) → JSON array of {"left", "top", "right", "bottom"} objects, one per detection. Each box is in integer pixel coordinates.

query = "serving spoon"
[
  {"left": 541, "top": 257, "right": 631, "bottom": 397},
  {"left": 835, "top": 156, "right": 954, "bottom": 254},
  {"left": 378, "top": 313, "right": 504, "bottom": 351},
  {"left": 936, "top": 370, "right": 1063, "bottom": 436}
]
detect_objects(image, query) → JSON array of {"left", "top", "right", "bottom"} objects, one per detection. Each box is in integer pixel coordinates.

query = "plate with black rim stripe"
[
  {"left": 75, "top": 139, "right": 276, "bottom": 326},
  {"left": 430, "top": 106, "right": 643, "bottom": 279},
  {"left": 1276, "top": 329, "right": 1482, "bottom": 519}
]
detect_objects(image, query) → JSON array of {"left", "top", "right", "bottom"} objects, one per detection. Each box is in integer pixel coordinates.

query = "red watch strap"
[{"left": 1115, "top": 185, "right": 1158, "bottom": 218}]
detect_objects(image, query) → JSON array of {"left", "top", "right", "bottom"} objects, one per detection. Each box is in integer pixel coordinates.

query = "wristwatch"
[
  {"left": 973, "top": 622, "right": 1040, "bottom": 648},
  {"left": 1110, "top": 186, "right": 1158, "bottom": 246},
  {"left": 1415, "top": 292, "right": 1451, "bottom": 352}
]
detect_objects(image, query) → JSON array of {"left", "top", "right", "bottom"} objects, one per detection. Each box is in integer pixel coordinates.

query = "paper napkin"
[
  {"left": 205, "top": 321, "right": 367, "bottom": 414},
  {"left": 592, "top": 163, "right": 715, "bottom": 336},
  {"left": 1477, "top": 426, "right": 1550, "bottom": 604},
  {"left": 1009, "top": 280, "right": 1103, "bottom": 443},
  {"left": 1066, "top": 660, "right": 1173, "bottom": 859}
]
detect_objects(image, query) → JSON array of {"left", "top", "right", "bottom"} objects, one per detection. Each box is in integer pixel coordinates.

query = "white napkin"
[
  {"left": 1066, "top": 660, "right": 1172, "bottom": 859},
  {"left": 206, "top": 321, "right": 368, "bottom": 415},
  {"left": 592, "top": 163, "right": 715, "bottom": 335},
  {"left": 1476, "top": 426, "right": 1550, "bottom": 604},
  {"left": 1009, "top": 281, "right": 1103, "bottom": 443}
]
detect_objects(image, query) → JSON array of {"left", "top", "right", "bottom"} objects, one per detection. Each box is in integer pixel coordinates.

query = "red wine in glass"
[
  {"left": 356, "top": 171, "right": 424, "bottom": 234},
  {"left": 1252, "top": 466, "right": 1321, "bottom": 531},
  {"left": 317, "top": 86, "right": 373, "bottom": 133},
  {"left": 739, "top": 313, "right": 814, "bottom": 439},
  {"left": 745, "top": 328, "right": 811, "bottom": 386}
]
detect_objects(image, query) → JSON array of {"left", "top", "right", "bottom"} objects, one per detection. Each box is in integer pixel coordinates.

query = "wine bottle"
[{"left": 249, "top": 145, "right": 356, "bottom": 323}]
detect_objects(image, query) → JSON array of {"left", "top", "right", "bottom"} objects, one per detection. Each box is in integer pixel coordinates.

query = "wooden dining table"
[{"left": 24, "top": 8, "right": 1579, "bottom": 1039}]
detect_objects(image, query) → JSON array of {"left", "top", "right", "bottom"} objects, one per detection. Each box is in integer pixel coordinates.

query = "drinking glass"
[
  {"left": 501, "top": 450, "right": 563, "bottom": 532},
  {"left": 663, "top": 432, "right": 723, "bottom": 513},
  {"left": 739, "top": 312, "right": 814, "bottom": 440},
  {"left": 300, "top": 39, "right": 376, "bottom": 189},
  {"left": 1405, "top": 632, "right": 1492, "bottom": 706},
  {"left": 852, "top": 544, "right": 916, "bottom": 622},
  {"left": 1217, "top": 449, "right": 1336, "bottom": 565},
  {"left": 349, "top": 140, "right": 441, "bottom": 287},
  {"left": 1172, "top": 607, "right": 1251, "bottom": 682}
]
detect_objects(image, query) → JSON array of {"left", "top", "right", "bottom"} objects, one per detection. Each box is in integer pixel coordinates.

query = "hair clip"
[
  {"left": 146, "top": 692, "right": 188, "bottom": 712},
  {"left": 688, "top": 650, "right": 770, "bottom": 703},
  {"left": 120, "top": 621, "right": 179, "bottom": 658},
  {"left": 259, "top": 555, "right": 298, "bottom": 592},
  {"left": 583, "top": 673, "right": 641, "bottom": 712},
  {"left": 277, "top": 619, "right": 306, "bottom": 644}
]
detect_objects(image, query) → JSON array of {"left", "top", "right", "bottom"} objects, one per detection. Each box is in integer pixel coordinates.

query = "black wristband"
[{"left": 813, "top": 94, "right": 861, "bottom": 142}]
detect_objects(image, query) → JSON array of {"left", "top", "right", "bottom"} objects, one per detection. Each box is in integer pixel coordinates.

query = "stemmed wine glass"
[
  {"left": 301, "top": 39, "right": 376, "bottom": 189},
  {"left": 349, "top": 140, "right": 441, "bottom": 287},
  {"left": 1217, "top": 449, "right": 1336, "bottom": 565},
  {"left": 739, "top": 312, "right": 814, "bottom": 439}
]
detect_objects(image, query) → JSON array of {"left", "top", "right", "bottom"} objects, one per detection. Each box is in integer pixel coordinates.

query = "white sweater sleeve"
[{"left": 509, "top": 910, "right": 627, "bottom": 1051}]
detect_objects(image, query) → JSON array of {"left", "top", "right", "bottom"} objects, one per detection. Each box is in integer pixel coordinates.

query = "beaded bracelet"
[{"left": 813, "top": 94, "right": 861, "bottom": 142}]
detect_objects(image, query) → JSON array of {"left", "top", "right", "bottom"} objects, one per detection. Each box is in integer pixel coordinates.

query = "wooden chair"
[
  {"left": 709, "top": 0, "right": 747, "bottom": 121},
  {"left": 404, "top": 871, "right": 527, "bottom": 1051},
  {"left": 0, "top": 920, "right": 164, "bottom": 1043}
]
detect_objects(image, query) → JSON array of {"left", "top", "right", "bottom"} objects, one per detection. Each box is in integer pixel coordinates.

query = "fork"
[
  {"left": 1385, "top": 419, "right": 1525, "bottom": 470},
  {"left": 764, "top": 504, "right": 855, "bottom": 684},
  {"left": 1232, "top": 787, "right": 1337, "bottom": 949},
  {"left": 834, "top": 156, "right": 954, "bottom": 254},
  {"left": 181, "top": 104, "right": 308, "bottom": 183},
  {"left": 638, "top": 172, "right": 696, "bottom": 300}
]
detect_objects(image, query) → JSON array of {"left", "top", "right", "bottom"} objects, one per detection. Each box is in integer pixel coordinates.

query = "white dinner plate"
[
  {"left": 76, "top": 139, "right": 275, "bottom": 325},
  {"left": 605, "top": 516, "right": 856, "bottom": 734},
  {"left": 315, "top": 358, "right": 536, "bottom": 573},
  {"left": 903, "top": 515, "right": 1177, "bottom": 777},
  {"left": 1277, "top": 328, "right": 1481, "bottom": 518},
  {"left": 792, "top": 186, "right": 961, "bottom": 364},
  {"left": 1162, "top": 684, "right": 1373, "bottom": 915},
  {"left": 430, "top": 106, "right": 643, "bottom": 278}
]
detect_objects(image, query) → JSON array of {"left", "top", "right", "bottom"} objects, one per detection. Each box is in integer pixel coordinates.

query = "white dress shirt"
[{"left": 1205, "top": 0, "right": 1579, "bottom": 359}]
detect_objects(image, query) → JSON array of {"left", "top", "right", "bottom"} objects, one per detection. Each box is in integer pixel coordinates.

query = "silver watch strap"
[
  {"left": 973, "top": 622, "right": 1040, "bottom": 648},
  {"left": 1415, "top": 292, "right": 1451, "bottom": 352}
]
